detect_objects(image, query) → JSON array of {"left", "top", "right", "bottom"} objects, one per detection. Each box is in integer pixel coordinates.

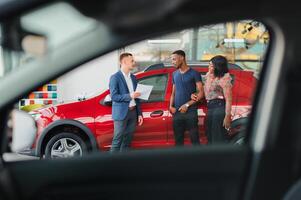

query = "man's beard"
[{"left": 176, "top": 62, "right": 183, "bottom": 69}]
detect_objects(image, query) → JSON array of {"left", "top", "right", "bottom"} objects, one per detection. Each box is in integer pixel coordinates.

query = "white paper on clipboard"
[{"left": 136, "top": 84, "right": 153, "bottom": 100}]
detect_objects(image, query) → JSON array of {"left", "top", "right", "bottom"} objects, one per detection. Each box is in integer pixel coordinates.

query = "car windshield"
[{"left": 0, "top": 2, "right": 270, "bottom": 161}]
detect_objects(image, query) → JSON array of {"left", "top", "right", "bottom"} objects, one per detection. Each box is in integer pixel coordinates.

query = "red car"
[{"left": 27, "top": 62, "right": 256, "bottom": 158}]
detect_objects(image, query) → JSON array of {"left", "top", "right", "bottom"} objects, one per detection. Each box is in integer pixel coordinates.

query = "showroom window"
[{"left": 124, "top": 20, "right": 269, "bottom": 76}]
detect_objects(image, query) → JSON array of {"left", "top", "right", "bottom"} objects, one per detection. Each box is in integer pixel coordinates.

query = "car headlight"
[{"left": 30, "top": 113, "right": 42, "bottom": 121}]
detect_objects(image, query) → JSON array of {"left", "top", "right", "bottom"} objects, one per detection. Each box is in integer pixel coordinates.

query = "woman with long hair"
[{"left": 203, "top": 55, "right": 232, "bottom": 144}]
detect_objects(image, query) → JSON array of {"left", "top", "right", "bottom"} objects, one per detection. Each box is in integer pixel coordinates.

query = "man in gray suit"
[{"left": 109, "top": 53, "right": 144, "bottom": 152}]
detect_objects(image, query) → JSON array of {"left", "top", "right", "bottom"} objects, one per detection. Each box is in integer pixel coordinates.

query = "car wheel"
[
  {"left": 232, "top": 136, "right": 245, "bottom": 145},
  {"left": 230, "top": 131, "right": 246, "bottom": 146},
  {"left": 45, "top": 133, "right": 87, "bottom": 159}
]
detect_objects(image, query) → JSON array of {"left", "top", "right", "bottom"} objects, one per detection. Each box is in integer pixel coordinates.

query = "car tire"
[
  {"left": 230, "top": 131, "right": 246, "bottom": 145},
  {"left": 45, "top": 132, "right": 87, "bottom": 159},
  {"left": 228, "top": 118, "right": 248, "bottom": 145}
]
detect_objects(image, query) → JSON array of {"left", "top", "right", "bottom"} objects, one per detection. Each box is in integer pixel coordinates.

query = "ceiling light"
[
  {"left": 147, "top": 39, "right": 181, "bottom": 44},
  {"left": 224, "top": 38, "right": 245, "bottom": 43}
]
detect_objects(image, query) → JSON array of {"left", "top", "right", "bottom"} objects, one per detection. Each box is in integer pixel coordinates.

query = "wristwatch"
[{"left": 185, "top": 103, "right": 189, "bottom": 108}]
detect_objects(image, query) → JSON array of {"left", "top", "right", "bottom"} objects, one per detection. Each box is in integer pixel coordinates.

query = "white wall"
[{"left": 57, "top": 51, "right": 119, "bottom": 102}]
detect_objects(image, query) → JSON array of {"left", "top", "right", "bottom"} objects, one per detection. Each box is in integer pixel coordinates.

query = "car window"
[
  {"left": 138, "top": 74, "right": 168, "bottom": 102},
  {"left": 0, "top": 4, "right": 270, "bottom": 161}
]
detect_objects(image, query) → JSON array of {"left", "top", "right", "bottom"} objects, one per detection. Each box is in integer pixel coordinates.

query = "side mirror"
[
  {"left": 8, "top": 109, "right": 36, "bottom": 153},
  {"left": 21, "top": 35, "right": 47, "bottom": 57},
  {"left": 1, "top": 18, "right": 47, "bottom": 55},
  {"left": 102, "top": 94, "right": 112, "bottom": 106}
]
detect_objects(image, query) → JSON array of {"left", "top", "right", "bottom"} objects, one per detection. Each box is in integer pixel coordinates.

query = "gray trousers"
[{"left": 111, "top": 109, "right": 137, "bottom": 152}]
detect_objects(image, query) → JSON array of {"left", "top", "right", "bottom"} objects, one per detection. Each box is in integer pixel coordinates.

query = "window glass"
[
  {"left": 138, "top": 74, "right": 168, "bottom": 102},
  {"left": 125, "top": 20, "right": 269, "bottom": 74},
  {"left": 1, "top": 13, "right": 270, "bottom": 161}
]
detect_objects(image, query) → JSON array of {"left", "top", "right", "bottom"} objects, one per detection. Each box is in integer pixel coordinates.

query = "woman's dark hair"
[{"left": 210, "top": 55, "right": 229, "bottom": 77}]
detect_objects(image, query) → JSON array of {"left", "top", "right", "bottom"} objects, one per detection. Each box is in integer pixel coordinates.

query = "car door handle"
[{"left": 150, "top": 110, "right": 164, "bottom": 117}]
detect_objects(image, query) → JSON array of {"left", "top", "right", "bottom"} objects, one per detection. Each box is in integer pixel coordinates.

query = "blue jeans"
[{"left": 111, "top": 109, "right": 137, "bottom": 152}]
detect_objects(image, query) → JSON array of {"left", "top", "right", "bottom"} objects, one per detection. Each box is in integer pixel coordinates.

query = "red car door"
[
  {"left": 132, "top": 73, "right": 169, "bottom": 149},
  {"left": 94, "top": 73, "right": 170, "bottom": 151}
]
